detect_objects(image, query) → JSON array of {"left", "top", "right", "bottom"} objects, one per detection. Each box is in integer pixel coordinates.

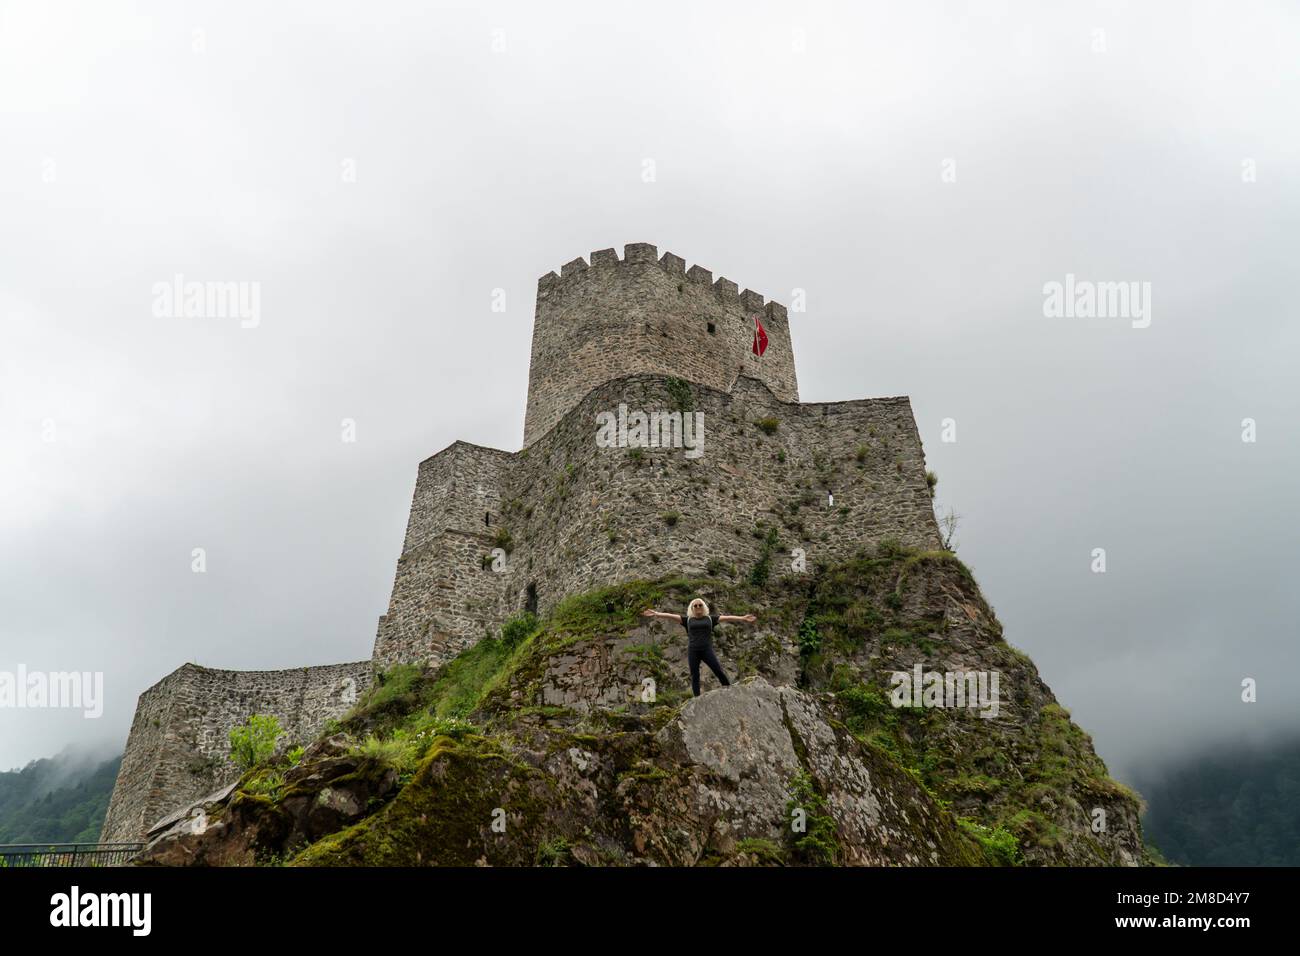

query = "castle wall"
[
  {"left": 100, "top": 660, "right": 372, "bottom": 843},
  {"left": 523, "top": 243, "right": 799, "bottom": 447},
  {"left": 372, "top": 530, "right": 509, "bottom": 668},
  {"left": 372, "top": 372, "right": 941, "bottom": 668},
  {"left": 402, "top": 442, "right": 513, "bottom": 553},
  {"left": 509, "top": 375, "right": 940, "bottom": 617}
]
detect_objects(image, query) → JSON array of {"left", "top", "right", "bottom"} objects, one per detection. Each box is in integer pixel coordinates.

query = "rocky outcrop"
[
  {"left": 132, "top": 547, "right": 1149, "bottom": 867},
  {"left": 137, "top": 734, "right": 398, "bottom": 866},
  {"left": 655, "top": 679, "right": 983, "bottom": 865}
]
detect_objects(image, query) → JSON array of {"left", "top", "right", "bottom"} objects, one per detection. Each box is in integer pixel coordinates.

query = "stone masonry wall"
[
  {"left": 523, "top": 243, "right": 799, "bottom": 447},
  {"left": 101, "top": 661, "right": 372, "bottom": 843},
  {"left": 371, "top": 372, "right": 941, "bottom": 668},
  {"left": 372, "top": 529, "right": 508, "bottom": 668},
  {"left": 402, "top": 442, "right": 513, "bottom": 555}
]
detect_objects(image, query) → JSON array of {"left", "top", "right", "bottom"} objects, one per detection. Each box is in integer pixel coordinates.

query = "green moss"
[
  {"left": 956, "top": 818, "right": 1022, "bottom": 866},
  {"left": 339, "top": 663, "right": 434, "bottom": 737},
  {"left": 664, "top": 377, "right": 694, "bottom": 413},
  {"left": 748, "top": 526, "right": 781, "bottom": 586},
  {"left": 1005, "top": 809, "right": 1064, "bottom": 850},
  {"left": 492, "top": 526, "right": 514, "bottom": 555},
  {"left": 500, "top": 611, "right": 540, "bottom": 649},
  {"left": 834, "top": 683, "right": 892, "bottom": 735},
  {"left": 290, "top": 735, "right": 549, "bottom": 866},
  {"left": 428, "top": 632, "right": 528, "bottom": 719},
  {"left": 736, "top": 838, "right": 787, "bottom": 865},
  {"left": 535, "top": 837, "right": 572, "bottom": 866}
]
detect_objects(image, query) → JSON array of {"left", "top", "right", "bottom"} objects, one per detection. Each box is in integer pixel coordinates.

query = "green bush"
[
  {"left": 664, "top": 377, "right": 694, "bottom": 413},
  {"left": 797, "top": 616, "right": 821, "bottom": 657},
  {"left": 228, "top": 714, "right": 284, "bottom": 772},
  {"left": 500, "top": 611, "right": 539, "bottom": 649},
  {"left": 957, "top": 818, "right": 1023, "bottom": 866},
  {"left": 748, "top": 527, "right": 780, "bottom": 586},
  {"left": 785, "top": 771, "right": 840, "bottom": 865}
]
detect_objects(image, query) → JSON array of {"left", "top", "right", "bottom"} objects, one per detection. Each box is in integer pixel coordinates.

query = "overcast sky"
[{"left": 2, "top": 0, "right": 1297, "bottom": 784}]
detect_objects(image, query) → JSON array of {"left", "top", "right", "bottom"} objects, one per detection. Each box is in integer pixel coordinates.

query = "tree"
[{"left": 228, "top": 715, "right": 284, "bottom": 772}]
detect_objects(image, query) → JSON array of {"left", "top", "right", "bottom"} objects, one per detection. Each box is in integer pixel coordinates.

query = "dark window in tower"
[
  {"left": 706, "top": 322, "right": 716, "bottom": 335},
  {"left": 484, "top": 512, "right": 491, "bottom": 526},
  {"left": 525, "top": 582, "right": 539, "bottom": 615}
]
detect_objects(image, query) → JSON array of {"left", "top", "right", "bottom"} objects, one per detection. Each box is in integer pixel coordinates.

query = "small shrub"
[
  {"left": 748, "top": 527, "right": 780, "bottom": 586},
  {"left": 536, "top": 837, "right": 572, "bottom": 866},
  {"left": 243, "top": 768, "right": 285, "bottom": 797},
  {"left": 736, "top": 838, "right": 786, "bottom": 865},
  {"left": 797, "top": 616, "right": 820, "bottom": 657},
  {"left": 228, "top": 714, "right": 284, "bottom": 772},
  {"left": 785, "top": 771, "right": 840, "bottom": 865},
  {"left": 500, "top": 611, "right": 539, "bottom": 649},
  {"left": 754, "top": 417, "right": 780, "bottom": 436},
  {"left": 957, "top": 818, "right": 1023, "bottom": 866},
  {"left": 661, "top": 511, "right": 680, "bottom": 527},
  {"left": 705, "top": 559, "right": 735, "bottom": 578},
  {"left": 665, "top": 377, "right": 694, "bottom": 412}
]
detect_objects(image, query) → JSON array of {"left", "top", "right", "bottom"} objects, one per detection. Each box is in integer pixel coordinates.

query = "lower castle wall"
[
  {"left": 372, "top": 530, "right": 508, "bottom": 668},
  {"left": 101, "top": 660, "right": 372, "bottom": 843}
]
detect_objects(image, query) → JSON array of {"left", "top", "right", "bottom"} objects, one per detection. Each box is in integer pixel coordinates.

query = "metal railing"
[{"left": 0, "top": 843, "right": 144, "bottom": 867}]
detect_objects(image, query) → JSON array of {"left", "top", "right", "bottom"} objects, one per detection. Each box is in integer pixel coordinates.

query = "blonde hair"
[{"left": 687, "top": 598, "right": 710, "bottom": 618}]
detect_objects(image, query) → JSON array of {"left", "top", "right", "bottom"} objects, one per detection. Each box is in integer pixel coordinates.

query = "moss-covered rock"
[{"left": 139, "top": 545, "right": 1148, "bottom": 867}]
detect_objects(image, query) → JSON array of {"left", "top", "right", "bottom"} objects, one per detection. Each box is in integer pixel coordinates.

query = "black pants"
[{"left": 688, "top": 641, "right": 731, "bottom": 697}]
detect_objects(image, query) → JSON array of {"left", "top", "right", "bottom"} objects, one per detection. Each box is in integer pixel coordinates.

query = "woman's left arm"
[{"left": 718, "top": 614, "right": 757, "bottom": 623}]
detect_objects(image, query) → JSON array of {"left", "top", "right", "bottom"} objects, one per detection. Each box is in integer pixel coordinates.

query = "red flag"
[{"left": 751, "top": 316, "right": 768, "bottom": 357}]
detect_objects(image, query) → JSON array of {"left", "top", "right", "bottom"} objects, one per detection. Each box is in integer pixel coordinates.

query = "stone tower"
[{"left": 523, "top": 243, "right": 798, "bottom": 446}]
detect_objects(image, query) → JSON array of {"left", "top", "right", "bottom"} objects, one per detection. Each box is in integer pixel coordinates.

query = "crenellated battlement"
[
  {"left": 525, "top": 242, "right": 799, "bottom": 446},
  {"left": 537, "top": 243, "right": 789, "bottom": 326}
]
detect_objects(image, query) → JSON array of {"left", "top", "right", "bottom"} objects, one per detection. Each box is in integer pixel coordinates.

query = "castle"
[{"left": 101, "top": 243, "right": 941, "bottom": 844}]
